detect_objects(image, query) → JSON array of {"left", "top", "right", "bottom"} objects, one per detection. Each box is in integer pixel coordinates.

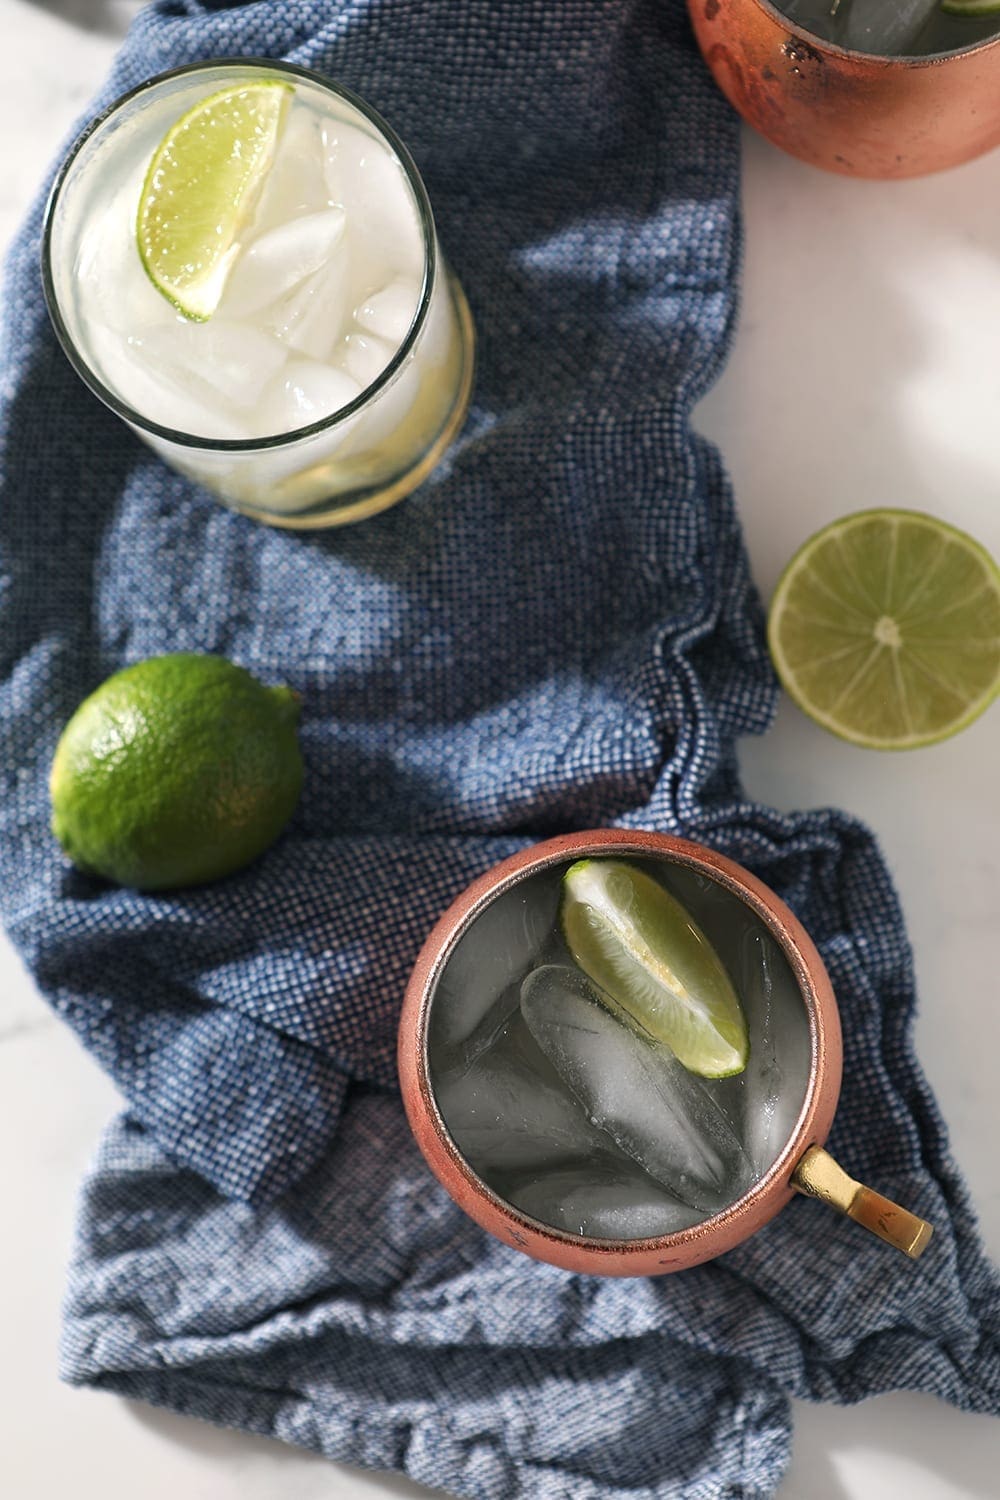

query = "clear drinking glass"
[{"left": 42, "top": 59, "right": 475, "bottom": 527}]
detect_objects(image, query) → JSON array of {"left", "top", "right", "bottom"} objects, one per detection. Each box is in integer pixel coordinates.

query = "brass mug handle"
[{"left": 791, "top": 1145, "right": 933, "bottom": 1259}]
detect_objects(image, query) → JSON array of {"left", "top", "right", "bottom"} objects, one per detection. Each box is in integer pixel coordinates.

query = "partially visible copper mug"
[
  {"left": 398, "top": 829, "right": 933, "bottom": 1276},
  {"left": 687, "top": 0, "right": 1000, "bottom": 179}
]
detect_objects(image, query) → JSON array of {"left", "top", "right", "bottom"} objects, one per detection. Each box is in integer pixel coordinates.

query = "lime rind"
[
  {"left": 136, "top": 80, "right": 291, "bottom": 322},
  {"left": 768, "top": 508, "right": 1000, "bottom": 751},
  {"left": 940, "top": 0, "right": 1000, "bottom": 14},
  {"left": 560, "top": 859, "right": 749, "bottom": 1079}
]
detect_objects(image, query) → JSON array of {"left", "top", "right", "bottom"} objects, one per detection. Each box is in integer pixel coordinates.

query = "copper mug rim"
[{"left": 398, "top": 828, "right": 846, "bottom": 1275}]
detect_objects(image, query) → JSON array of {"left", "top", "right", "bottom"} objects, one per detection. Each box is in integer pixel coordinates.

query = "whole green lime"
[{"left": 50, "top": 654, "right": 303, "bottom": 890}]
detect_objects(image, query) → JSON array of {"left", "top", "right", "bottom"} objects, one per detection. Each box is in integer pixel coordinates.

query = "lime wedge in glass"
[
  {"left": 136, "top": 81, "right": 291, "bottom": 321},
  {"left": 768, "top": 509, "right": 1000, "bottom": 751},
  {"left": 560, "top": 859, "right": 749, "bottom": 1078}
]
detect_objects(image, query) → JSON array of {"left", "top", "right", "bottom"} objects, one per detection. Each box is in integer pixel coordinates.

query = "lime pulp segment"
[
  {"left": 767, "top": 509, "right": 1000, "bottom": 750},
  {"left": 136, "top": 81, "right": 291, "bottom": 321},
  {"left": 560, "top": 859, "right": 750, "bottom": 1079}
]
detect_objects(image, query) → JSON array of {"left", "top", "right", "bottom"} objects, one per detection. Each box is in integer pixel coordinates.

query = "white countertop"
[{"left": 2, "top": 3, "right": 998, "bottom": 1496}]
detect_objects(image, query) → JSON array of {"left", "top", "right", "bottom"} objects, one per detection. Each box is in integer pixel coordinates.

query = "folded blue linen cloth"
[{"left": 1, "top": 1, "right": 997, "bottom": 1496}]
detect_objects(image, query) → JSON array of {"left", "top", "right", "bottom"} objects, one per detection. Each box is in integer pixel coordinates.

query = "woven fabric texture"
[{"left": 0, "top": 2, "right": 997, "bottom": 1496}]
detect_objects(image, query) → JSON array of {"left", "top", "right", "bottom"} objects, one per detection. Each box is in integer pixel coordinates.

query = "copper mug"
[
  {"left": 398, "top": 829, "right": 933, "bottom": 1276},
  {"left": 688, "top": 0, "right": 1000, "bottom": 178}
]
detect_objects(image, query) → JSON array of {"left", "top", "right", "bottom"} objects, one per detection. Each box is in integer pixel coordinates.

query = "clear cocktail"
[{"left": 43, "top": 61, "right": 474, "bottom": 527}]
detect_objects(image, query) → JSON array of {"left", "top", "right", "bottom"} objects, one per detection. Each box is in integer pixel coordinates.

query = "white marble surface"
[{"left": 1, "top": 2, "right": 997, "bottom": 1496}]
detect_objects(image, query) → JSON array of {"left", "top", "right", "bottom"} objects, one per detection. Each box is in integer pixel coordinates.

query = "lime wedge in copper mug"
[{"left": 559, "top": 858, "right": 750, "bottom": 1078}]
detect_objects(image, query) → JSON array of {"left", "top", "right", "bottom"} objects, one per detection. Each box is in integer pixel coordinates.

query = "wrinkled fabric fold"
[{"left": 1, "top": 1, "right": 997, "bottom": 1496}]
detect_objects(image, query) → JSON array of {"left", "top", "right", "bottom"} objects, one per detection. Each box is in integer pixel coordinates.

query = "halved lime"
[
  {"left": 136, "top": 81, "right": 291, "bottom": 321},
  {"left": 560, "top": 859, "right": 749, "bottom": 1078},
  {"left": 768, "top": 509, "right": 1000, "bottom": 751}
]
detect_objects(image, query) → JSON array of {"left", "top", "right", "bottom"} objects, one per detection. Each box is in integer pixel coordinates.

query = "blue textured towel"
[{"left": 1, "top": 1, "right": 998, "bottom": 1495}]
